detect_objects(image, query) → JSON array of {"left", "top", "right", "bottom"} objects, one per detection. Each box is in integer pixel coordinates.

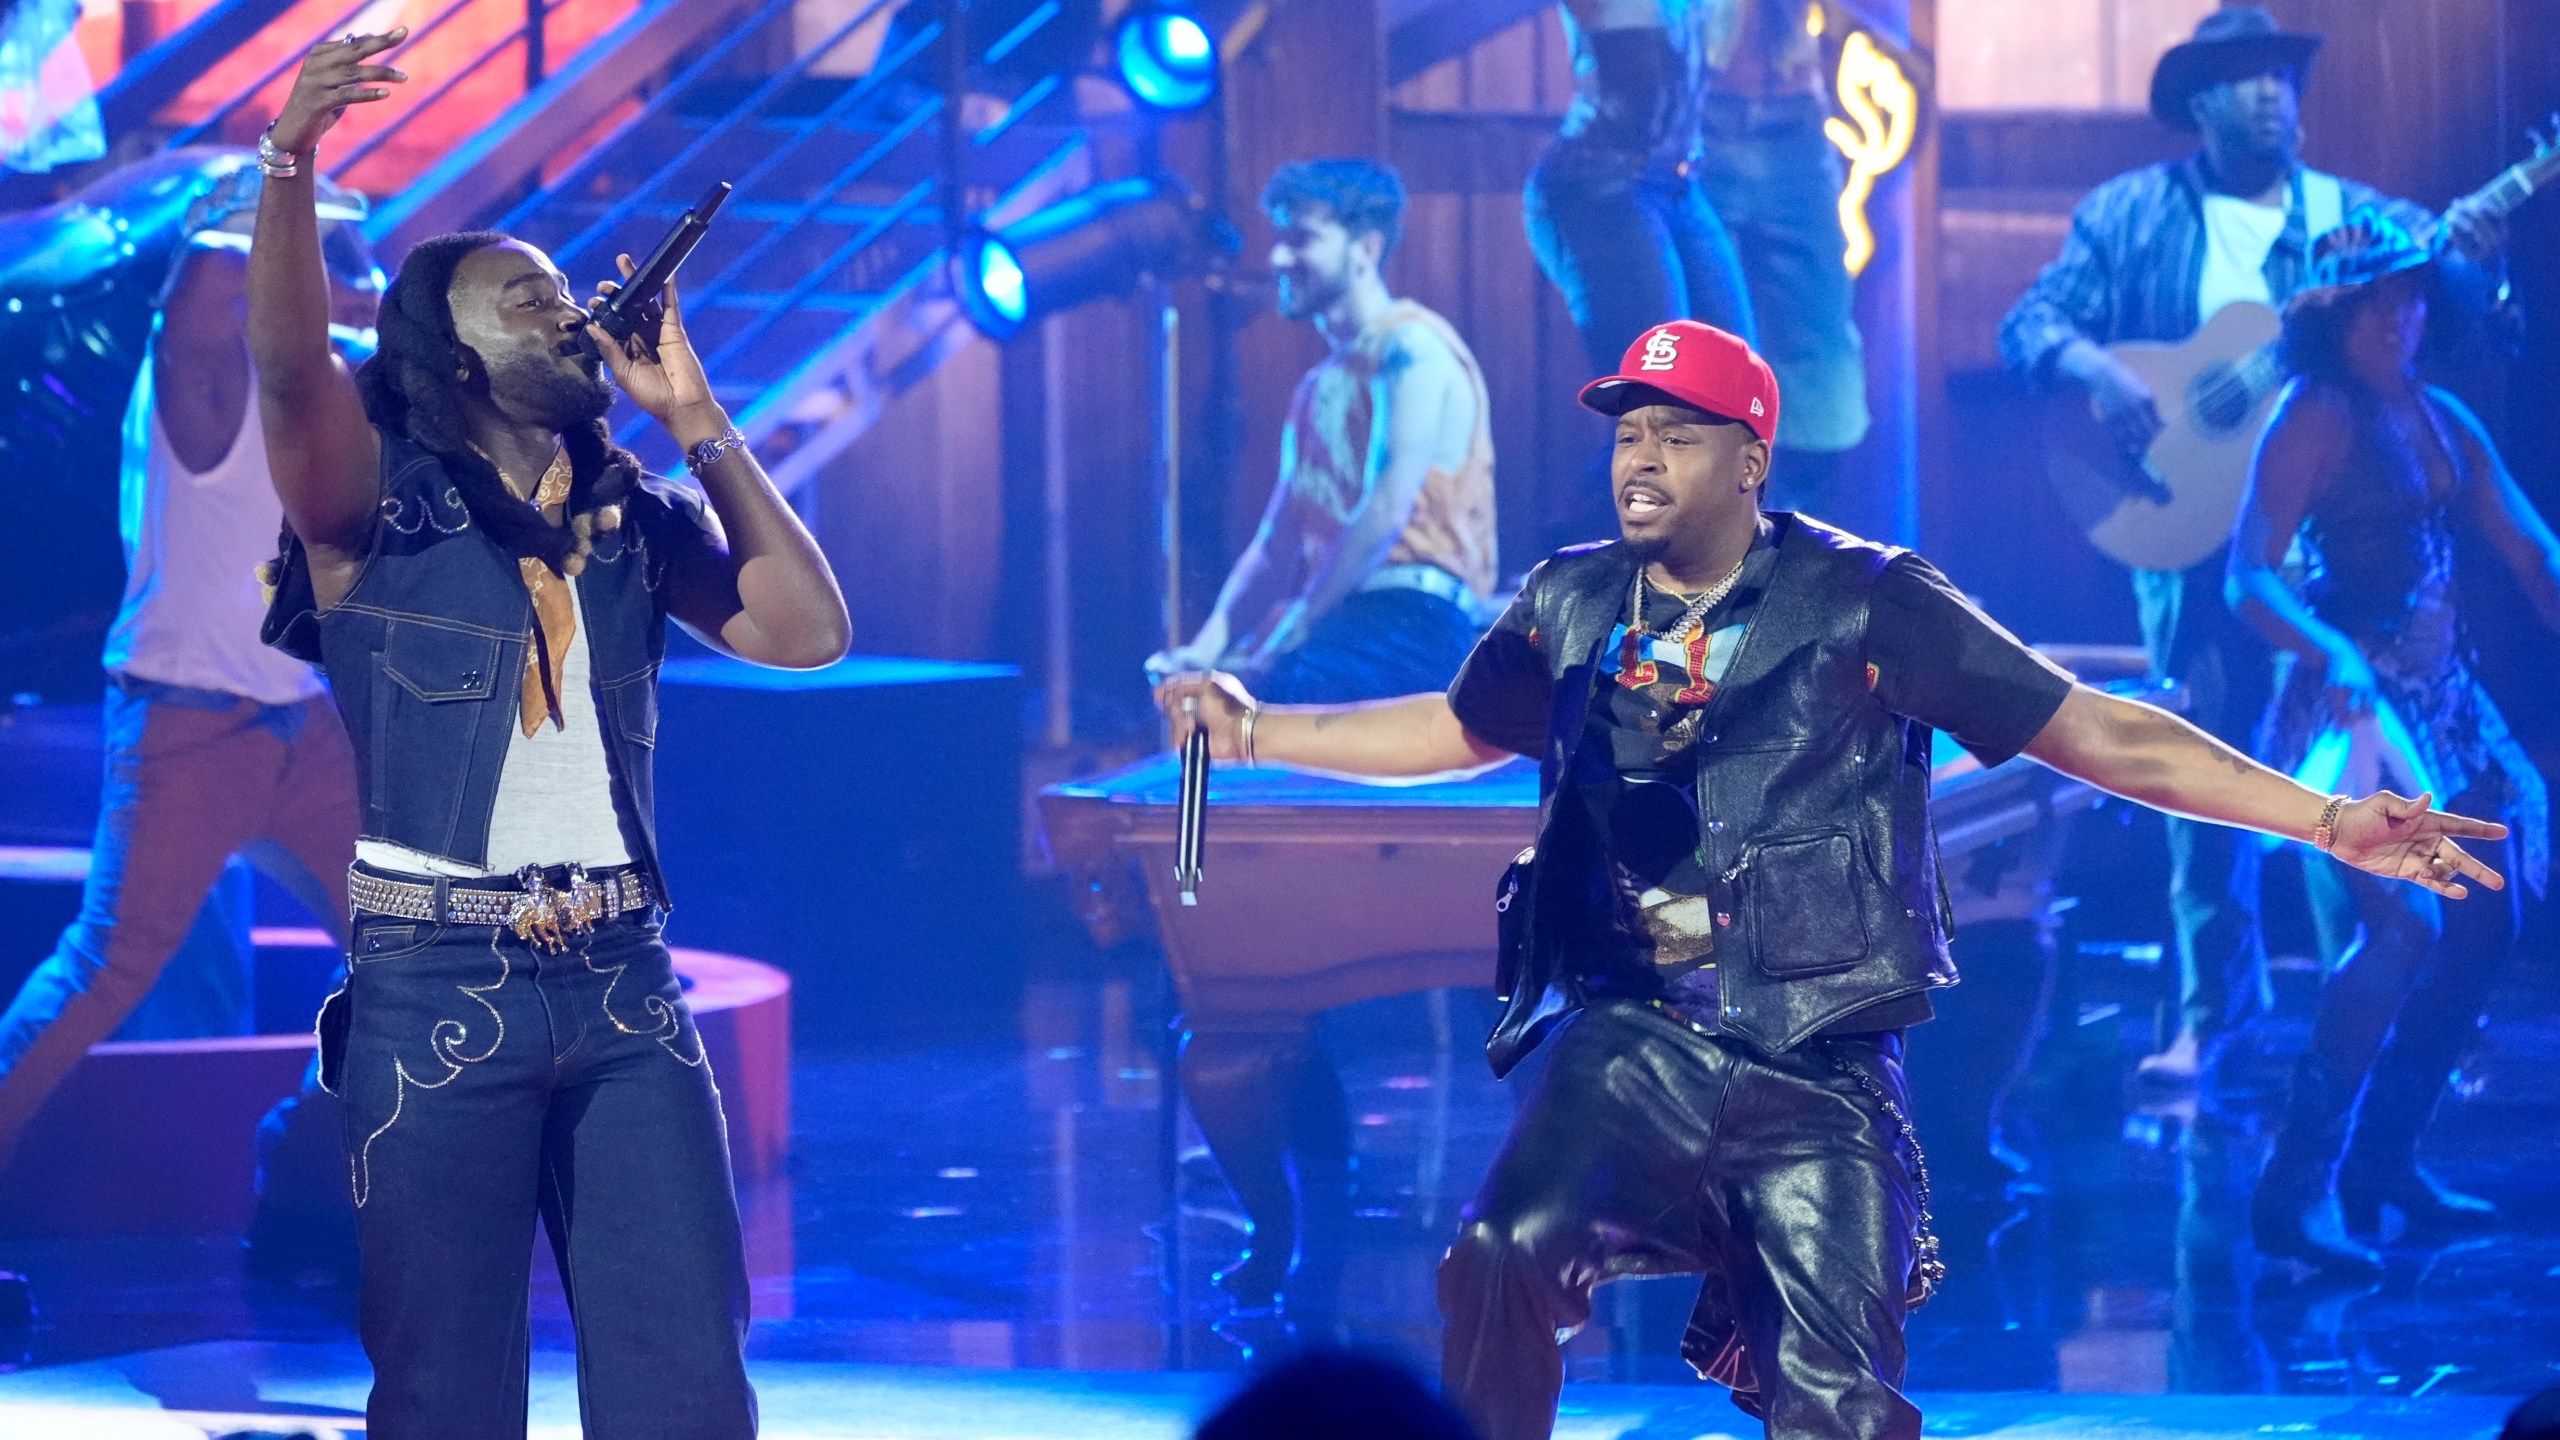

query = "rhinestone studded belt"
[{"left": 349, "top": 864, "right": 655, "bottom": 952}]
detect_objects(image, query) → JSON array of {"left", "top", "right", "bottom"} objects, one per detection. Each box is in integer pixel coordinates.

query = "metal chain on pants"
[{"left": 1825, "top": 1045, "right": 1948, "bottom": 1306}]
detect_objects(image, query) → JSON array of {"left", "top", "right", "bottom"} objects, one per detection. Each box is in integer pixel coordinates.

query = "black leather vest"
[
  {"left": 264, "top": 429, "right": 702, "bottom": 894},
  {"left": 1488, "top": 514, "right": 1957, "bottom": 1074}
]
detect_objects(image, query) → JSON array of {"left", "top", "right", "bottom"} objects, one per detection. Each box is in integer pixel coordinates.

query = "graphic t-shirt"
[
  {"left": 1447, "top": 520, "right": 2078, "bottom": 1041},
  {"left": 1571, "top": 523, "right": 1780, "bottom": 1022}
]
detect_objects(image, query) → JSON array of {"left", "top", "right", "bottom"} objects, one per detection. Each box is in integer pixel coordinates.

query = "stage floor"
[
  {"left": 0, "top": 1341, "right": 2522, "bottom": 1438},
  {"left": 0, "top": 854, "right": 2553, "bottom": 1438}
]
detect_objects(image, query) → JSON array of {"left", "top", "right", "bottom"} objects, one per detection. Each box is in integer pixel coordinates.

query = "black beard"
[
  {"left": 1277, "top": 266, "right": 1350, "bottom": 321},
  {"left": 489, "top": 350, "right": 613, "bottom": 430},
  {"left": 1619, "top": 533, "right": 1670, "bottom": 566}
]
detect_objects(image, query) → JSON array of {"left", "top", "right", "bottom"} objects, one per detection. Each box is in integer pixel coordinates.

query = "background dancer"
[
  {"left": 1159, "top": 319, "right": 2505, "bottom": 1440},
  {"left": 0, "top": 164, "right": 373, "bottom": 1175},
  {"left": 2231, "top": 211, "right": 2555, "bottom": 1276}
]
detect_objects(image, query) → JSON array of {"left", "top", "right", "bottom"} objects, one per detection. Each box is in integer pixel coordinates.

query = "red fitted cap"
[{"left": 1578, "top": 320, "right": 1779, "bottom": 445}]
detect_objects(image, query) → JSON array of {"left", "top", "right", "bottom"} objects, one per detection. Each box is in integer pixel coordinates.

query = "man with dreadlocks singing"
[{"left": 247, "top": 31, "right": 849, "bottom": 1439}]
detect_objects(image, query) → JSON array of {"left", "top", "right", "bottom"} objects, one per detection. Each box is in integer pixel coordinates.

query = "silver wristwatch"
[{"left": 685, "top": 425, "right": 749, "bottom": 472}]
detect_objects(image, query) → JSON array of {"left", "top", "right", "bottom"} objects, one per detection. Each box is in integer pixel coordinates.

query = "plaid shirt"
[{"left": 1999, "top": 156, "right": 2434, "bottom": 382}]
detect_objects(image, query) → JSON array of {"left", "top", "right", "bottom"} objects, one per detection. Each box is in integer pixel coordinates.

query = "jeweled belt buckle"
[{"left": 507, "top": 864, "right": 609, "bottom": 952}]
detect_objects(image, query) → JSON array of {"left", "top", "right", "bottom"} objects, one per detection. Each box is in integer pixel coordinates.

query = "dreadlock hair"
[{"left": 355, "top": 230, "right": 639, "bottom": 574}]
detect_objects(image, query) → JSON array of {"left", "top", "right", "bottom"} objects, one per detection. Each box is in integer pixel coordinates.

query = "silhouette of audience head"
[
  {"left": 2506, "top": 1386, "right": 2560, "bottom": 1440},
  {"left": 1195, "top": 1348, "right": 1478, "bottom": 1440}
]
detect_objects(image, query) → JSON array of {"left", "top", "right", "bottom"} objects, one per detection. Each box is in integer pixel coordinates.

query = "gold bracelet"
[
  {"left": 2311, "top": 793, "right": 2349, "bottom": 851},
  {"left": 1241, "top": 704, "right": 1260, "bottom": 768}
]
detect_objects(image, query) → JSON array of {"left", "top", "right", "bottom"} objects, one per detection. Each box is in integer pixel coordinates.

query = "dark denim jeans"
[
  {"left": 1525, "top": 143, "right": 1756, "bottom": 551},
  {"left": 1256, "top": 587, "right": 1484, "bottom": 706},
  {"left": 330, "top": 904, "right": 755, "bottom": 1439},
  {"left": 1693, "top": 94, "right": 1870, "bottom": 459}
]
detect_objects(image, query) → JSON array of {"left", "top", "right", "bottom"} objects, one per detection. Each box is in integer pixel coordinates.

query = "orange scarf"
[{"left": 517, "top": 450, "right": 577, "bottom": 737}]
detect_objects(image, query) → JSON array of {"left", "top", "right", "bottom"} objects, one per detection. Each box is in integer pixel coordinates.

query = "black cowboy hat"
[{"left": 2149, "top": 5, "right": 2322, "bottom": 131}]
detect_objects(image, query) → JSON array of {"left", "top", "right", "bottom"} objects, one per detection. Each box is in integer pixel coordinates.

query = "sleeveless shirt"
[
  {"left": 103, "top": 334, "right": 325, "bottom": 705},
  {"left": 1282, "top": 300, "right": 1499, "bottom": 600}
]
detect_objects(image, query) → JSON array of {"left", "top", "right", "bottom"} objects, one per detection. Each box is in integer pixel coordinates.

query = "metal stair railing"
[
  {"left": 93, "top": 0, "right": 302, "bottom": 145},
  {"left": 743, "top": 102, "right": 1091, "bottom": 496},
  {"left": 163, "top": 0, "right": 567, "bottom": 194},
  {"left": 371, "top": 0, "right": 774, "bottom": 254},
  {"left": 481, "top": 0, "right": 1088, "bottom": 478},
  {"left": 536, "top": 0, "right": 946, "bottom": 284},
  {"left": 503, "top": 0, "right": 909, "bottom": 274}
]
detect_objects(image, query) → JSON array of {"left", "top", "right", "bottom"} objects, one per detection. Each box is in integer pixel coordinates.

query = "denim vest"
[
  {"left": 264, "top": 429, "right": 702, "bottom": 894},
  {"left": 1489, "top": 515, "right": 1957, "bottom": 1072}
]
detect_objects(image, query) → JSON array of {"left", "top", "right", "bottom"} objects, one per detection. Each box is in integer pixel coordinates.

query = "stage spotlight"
[
  {"left": 955, "top": 175, "right": 1237, "bottom": 339},
  {"left": 1114, "top": 6, "right": 1218, "bottom": 112}
]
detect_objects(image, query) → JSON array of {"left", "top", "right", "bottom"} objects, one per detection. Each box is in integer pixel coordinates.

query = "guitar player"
[{"left": 1998, "top": 5, "right": 2508, "bottom": 1085}]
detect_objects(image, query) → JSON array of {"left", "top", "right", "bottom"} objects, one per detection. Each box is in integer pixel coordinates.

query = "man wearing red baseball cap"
[{"left": 1157, "top": 322, "right": 2508, "bottom": 1440}]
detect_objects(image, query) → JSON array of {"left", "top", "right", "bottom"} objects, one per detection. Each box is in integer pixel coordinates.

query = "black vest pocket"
[{"left": 1747, "top": 830, "right": 1870, "bottom": 978}]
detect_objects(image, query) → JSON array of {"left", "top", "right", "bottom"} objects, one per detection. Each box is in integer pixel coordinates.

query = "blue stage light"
[
  {"left": 1115, "top": 8, "right": 1218, "bottom": 112},
  {"left": 951, "top": 176, "right": 1239, "bottom": 341},
  {"left": 978, "top": 238, "right": 1028, "bottom": 326}
]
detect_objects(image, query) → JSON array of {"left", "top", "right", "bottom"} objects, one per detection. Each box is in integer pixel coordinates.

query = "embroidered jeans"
[{"left": 331, "top": 907, "right": 755, "bottom": 1439}]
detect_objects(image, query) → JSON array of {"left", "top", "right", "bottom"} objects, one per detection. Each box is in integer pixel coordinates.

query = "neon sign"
[{"left": 1824, "top": 29, "right": 1919, "bottom": 278}]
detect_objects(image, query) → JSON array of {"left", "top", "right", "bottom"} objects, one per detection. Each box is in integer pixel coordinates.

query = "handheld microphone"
[
  {"left": 592, "top": 181, "right": 733, "bottom": 354},
  {"left": 1176, "top": 702, "right": 1209, "bottom": 906}
]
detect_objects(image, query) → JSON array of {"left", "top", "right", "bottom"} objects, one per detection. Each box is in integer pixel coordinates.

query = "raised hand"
[
  {"left": 271, "top": 30, "right": 409, "bottom": 156},
  {"left": 585, "top": 255, "right": 716, "bottom": 433},
  {"left": 2327, "top": 790, "right": 2509, "bottom": 899}
]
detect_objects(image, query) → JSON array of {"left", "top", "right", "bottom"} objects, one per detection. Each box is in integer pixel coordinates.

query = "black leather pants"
[{"left": 1439, "top": 1001, "right": 1924, "bottom": 1440}]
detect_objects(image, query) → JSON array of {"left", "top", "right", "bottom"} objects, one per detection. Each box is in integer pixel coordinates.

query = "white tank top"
[
  {"left": 357, "top": 579, "right": 635, "bottom": 878},
  {"left": 102, "top": 335, "right": 325, "bottom": 705}
]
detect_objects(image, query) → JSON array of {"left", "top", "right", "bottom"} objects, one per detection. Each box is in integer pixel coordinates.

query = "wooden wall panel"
[{"left": 811, "top": 335, "right": 1008, "bottom": 660}]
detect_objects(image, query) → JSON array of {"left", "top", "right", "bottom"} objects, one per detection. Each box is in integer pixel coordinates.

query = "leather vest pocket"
[
  {"left": 381, "top": 620, "right": 502, "bottom": 703},
  {"left": 1745, "top": 830, "right": 1870, "bottom": 978}
]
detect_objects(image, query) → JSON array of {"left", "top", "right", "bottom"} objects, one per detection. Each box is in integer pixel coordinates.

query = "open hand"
[
  {"left": 271, "top": 30, "right": 409, "bottom": 155},
  {"left": 2327, "top": 790, "right": 2509, "bottom": 899},
  {"left": 586, "top": 255, "right": 716, "bottom": 432},
  {"left": 1154, "top": 671, "right": 1258, "bottom": 761}
]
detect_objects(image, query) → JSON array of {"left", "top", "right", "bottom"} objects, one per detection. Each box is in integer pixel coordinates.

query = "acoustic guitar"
[{"left": 2040, "top": 121, "right": 2560, "bottom": 574}]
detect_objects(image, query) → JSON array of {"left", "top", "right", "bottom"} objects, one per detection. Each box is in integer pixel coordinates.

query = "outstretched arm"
[
  {"left": 1156, "top": 672, "right": 1509, "bottom": 781},
  {"left": 249, "top": 31, "right": 407, "bottom": 558},
  {"left": 2024, "top": 683, "right": 2507, "bottom": 899}
]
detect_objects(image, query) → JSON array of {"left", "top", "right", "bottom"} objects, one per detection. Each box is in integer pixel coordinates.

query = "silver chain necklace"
[{"left": 1634, "top": 551, "right": 1749, "bottom": 647}]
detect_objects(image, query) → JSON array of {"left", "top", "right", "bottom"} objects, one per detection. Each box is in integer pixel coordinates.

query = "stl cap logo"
[
  {"left": 1639, "top": 327, "right": 1682, "bottom": 372},
  {"left": 1750, "top": 397, "right": 1765, "bottom": 417}
]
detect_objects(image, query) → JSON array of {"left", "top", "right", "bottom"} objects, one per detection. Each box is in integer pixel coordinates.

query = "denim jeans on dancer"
[
  {"left": 2132, "top": 561, "right": 2272, "bottom": 1048},
  {"left": 0, "top": 677, "right": 352, "bottom": 1166},
  {"left": 1525, "top": 144, "right": 1756, "bottom": 551},
  {"left": 330, "top": 902, "right": 755, "bottom": 1439}
]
